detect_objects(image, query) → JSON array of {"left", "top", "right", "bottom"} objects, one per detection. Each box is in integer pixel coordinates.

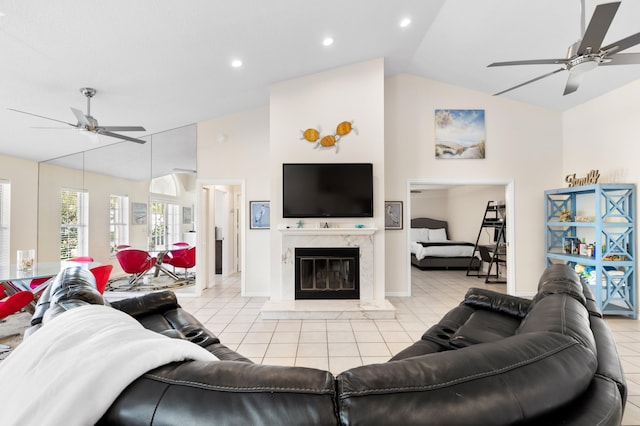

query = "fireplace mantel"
[{"left": 277, "top": 226, "right": 377, "bottom": 236}]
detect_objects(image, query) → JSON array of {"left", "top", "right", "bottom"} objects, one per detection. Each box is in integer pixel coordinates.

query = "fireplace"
[{"left": 295, "top": 247, "right": 360, "bottom": 300}]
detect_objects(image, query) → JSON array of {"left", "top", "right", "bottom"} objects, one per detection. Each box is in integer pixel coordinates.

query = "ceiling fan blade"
[
  {"left": 563, "top": 71, "right": 585, "bottom": 95},
  {"left": 600, "top": 52, "right": 640, "bottom": 65},
  {"left": 602, "top": 31, "right": 640, "bottom": 54},
  {"left": 8, "top": 108, "right": 77, "bottom": 127},
  {"left": 70, "top": 107, "right": 91, "bottom": 127},
  {"left": 488, "top": 59, "right": 567, "bottom": 67},
  {"left": 577, "top": 1, "right": 620, "bottom": 55},
  {"left": 99, "top": 126, "right": 146, "bottom": 132},
  {"left": 98, "top": 130, "right": 146, "bottom": 144},
  {"left": 493, "top": 68, "right": 565, "bottom": 96}
]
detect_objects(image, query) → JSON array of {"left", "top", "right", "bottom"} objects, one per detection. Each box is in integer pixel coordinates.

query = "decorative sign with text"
[{"left": 565, "top": 170, "right": 600, "bottom": 187}]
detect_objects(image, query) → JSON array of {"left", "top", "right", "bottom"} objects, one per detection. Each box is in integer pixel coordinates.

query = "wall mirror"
[{"left": 37, "top": 124, "right": 197, "bottom": 290}]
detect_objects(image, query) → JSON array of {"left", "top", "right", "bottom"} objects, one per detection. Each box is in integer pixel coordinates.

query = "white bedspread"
[
  {"left": 0, "top": 304, "right": 218, "bottom": 426},
  {"left": 411, "top": 241, "right": 475, "bottom": 260}
]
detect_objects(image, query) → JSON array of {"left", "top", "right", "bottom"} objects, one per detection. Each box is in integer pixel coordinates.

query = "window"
[
  {"left": 60, "top": 188, "right": 88, "bottom": 260},
  {"left": 109, "top": 195, "right": 129, "bottom": 255},
  {"left": 0, "top": 180, "right": 10, "bottom": 268},
  {"left": 150, "top": 201, "right": 180, "bottom": 250}
]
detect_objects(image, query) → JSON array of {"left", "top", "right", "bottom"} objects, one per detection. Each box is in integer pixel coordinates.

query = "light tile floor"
[{"left": 177, "top": 269, "right": 640, "bottom": 425}]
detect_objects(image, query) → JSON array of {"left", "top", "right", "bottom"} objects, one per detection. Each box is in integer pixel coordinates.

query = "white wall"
[
  {"left": 446, "top": 185, "right": 506, "bottom": 243},
  {"left": 410, "top": 189, "right": 448, "bottom": 220},
  {"left": 197, "top": 106, "right": 270, "bottom": 296},
  {"left": 563, "top": 79, "right": 640, "bottom": 188},
  {"left": 0, "top": 154, "right": 39, "bottom": 263},
  {"left": 269, "top": 59, "right": 386, "bottom": 300},
  {"left": 385, "top": 74, "right": 563, "bottom": 296}
]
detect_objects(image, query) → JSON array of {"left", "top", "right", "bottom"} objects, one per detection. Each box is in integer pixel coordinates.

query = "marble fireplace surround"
[{"left": 261, "top": 227, "right": 396, "bottom": 320}]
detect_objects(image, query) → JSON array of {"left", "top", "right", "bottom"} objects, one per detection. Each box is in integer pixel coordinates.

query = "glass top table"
[{"left": 0, "top": 261, "right": 96, "bottom": 293}]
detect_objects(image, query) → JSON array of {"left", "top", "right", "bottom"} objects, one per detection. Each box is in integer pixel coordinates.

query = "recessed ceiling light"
[
  {"left": 322, "top": 37, "right": 334, "bottom": 47},
  {"left": 0, "top": 11, "right": 5, "bottom": 17},
  {"left": 400, "top": 18, "right": 411, "bottom": 28},
  {"left": 231, "top": 59, "right": 243, "bottom": 68}
]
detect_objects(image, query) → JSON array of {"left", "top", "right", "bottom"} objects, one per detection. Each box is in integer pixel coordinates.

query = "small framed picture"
[
  {"left": 182, "top": 207, "right": 192, "bottom": 225},
  {"left": 131, "top": 202, "right": 147, "bottom": 225},
  {"left": 385, "top": 201, "right": 403, "bottom": 230},
  {"left": 250, "top": 201, "right": 270, "bottom": 229}
]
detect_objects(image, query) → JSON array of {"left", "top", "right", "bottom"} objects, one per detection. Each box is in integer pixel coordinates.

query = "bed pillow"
[
  {"left": 428, "top": 228, "right": 448, "bottom": 241},
  {"left": 410, "top": 228, "right": 430, "bottom": 242}
]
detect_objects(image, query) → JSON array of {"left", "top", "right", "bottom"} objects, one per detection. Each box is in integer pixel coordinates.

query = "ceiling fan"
[
  {"left": 489, "top": 1, "right": 640, "bottom": 96},
  {"left": 9, "top": 87, "right": 147, "bottom": 144}
]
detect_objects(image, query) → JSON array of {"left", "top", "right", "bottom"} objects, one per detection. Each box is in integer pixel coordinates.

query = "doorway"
[
  {"left": 406, "top": 179, "right": 515, "bottom": 296},
  {"left": 197, "top": 180, "right": 245, "bottom": 294}
]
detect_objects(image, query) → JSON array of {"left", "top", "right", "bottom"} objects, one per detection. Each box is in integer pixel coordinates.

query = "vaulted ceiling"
[{"left": 1, "top": 0, "right": 639, "bottom": 163}]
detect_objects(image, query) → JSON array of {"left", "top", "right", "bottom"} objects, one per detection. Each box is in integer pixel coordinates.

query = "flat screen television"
[{"left": 283, "top": 163, "right": 373, "bottom": 218}]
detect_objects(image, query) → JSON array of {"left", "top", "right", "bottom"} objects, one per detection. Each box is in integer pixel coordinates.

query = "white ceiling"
[{"left": 1, "top": 0, "right": 639, "bottom": 164}]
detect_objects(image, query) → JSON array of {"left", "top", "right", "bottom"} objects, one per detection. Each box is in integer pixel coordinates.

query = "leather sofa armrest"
[{"left": 110, "top": 290, "right": 179, "bottom": 318}]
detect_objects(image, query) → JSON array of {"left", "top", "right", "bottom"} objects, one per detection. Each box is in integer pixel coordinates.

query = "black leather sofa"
[{"left": 28, "top": 264, "right": 626, "bottom": 425}]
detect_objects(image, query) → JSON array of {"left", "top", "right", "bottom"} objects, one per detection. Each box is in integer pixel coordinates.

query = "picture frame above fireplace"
[{"left": 250, "top": 201, "right": 270, "bottom": 229}]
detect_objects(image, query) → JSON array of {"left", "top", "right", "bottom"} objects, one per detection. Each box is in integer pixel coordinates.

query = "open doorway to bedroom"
[{"left": 406, "top": 180, "right": 515, "bottom": 296}]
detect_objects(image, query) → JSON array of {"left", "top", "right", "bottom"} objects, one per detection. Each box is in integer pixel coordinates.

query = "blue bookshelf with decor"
[{"left": 544, "top": 184, "right": 636, "bottom": 319}]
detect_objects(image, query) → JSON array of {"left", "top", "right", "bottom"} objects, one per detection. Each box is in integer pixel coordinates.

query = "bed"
[{"left": 410, "top": 218, "right": 481, "bottom": 270}]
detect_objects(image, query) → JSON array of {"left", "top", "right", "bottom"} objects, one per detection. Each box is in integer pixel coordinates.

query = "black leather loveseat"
[{"left": 27, "top": 264, "right": 626, "bottom": 425}]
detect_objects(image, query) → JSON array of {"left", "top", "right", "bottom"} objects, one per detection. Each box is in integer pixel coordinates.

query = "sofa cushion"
[
  {"left": 590, "top": 315, "right": 627, "bottom": 404},
  {"left": 110, "top": 290, "right": 179, "bottom": 317},
  {"left": 463, "top": 287, "right": 531, "bottom": 318},
  {"left": 99, "top": 361, "right": 338, "bottom": 426},
  {"left": 449, "top": 309, "right": 521, "bottom": 348},
  {"left": 338, "top": 331, "right": 597, "bottom": 425},
  {"left": 581, "top": 280, "right": 603, "bottom": 317},
  {"left": 518, "top": 375, "right": 623, "bottom": 426},
  {"left": 517, "top": 293, "right": 596, "bottom": 355},
  {"left": 532, "top": 264, "right": 586, "bottom": 307}
]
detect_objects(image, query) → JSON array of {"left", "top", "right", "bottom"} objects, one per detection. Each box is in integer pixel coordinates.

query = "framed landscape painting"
[{"left": 435, "top": 109, "right": 485, "bottom": 159}]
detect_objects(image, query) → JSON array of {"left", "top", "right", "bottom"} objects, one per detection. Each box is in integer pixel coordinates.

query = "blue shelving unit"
[{"left": 544, "top": 184, "right": 636, "bottom": 319}]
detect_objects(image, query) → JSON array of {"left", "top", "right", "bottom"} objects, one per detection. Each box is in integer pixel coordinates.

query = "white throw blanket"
[{"left": 0, "top": 304, "right": 218, "bottom": 426}]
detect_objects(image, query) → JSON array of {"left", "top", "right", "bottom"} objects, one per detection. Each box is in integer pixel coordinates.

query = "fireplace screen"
[{"left": 295, "top": 247, "right": 360, "bottom": 299}]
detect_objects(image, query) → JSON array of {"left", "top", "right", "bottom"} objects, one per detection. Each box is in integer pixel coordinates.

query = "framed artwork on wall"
[
  {"left": 385, "top": 201, "right": 403, "bottom": 230},
  {"left": 182, "top": 206, "right": 192, "bottom": 225},
  {"left": 250, "top": 201, "right": 270, "bottom": 229},
  {"left": 435, "top": 109, "right": 485, "bottom": 159},
  {"left": 131, "top": 202, "right": 147, "bottom": 225}
]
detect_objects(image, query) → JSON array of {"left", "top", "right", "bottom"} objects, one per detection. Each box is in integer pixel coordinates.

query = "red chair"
[
  {"left": 0, "top": 291, "right": 34, "bottom": 320},
  {"left": 162, "top": 245, "right": 187, "bottom": 264},
  {"left": 67, "top": 256, "right": 94, "bottom": 262},
  {"left": 115, "top": 249, "right": 157, "bottom": 288},
  {"left": 29, "top": 276, "right": 54, "bottom": 292},
  {"left": 90, "top": 264, "right": 114, "bottom": 294},
  {"left": 0, "top": 290, "right": 34, "bottom": 351},
  {"left": 164, "top": 246, "right": 196, "bottom": 279}
]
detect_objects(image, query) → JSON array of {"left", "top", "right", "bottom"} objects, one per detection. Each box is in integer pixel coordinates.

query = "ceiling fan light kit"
[
  {"left": 489, "top": 1, "right": 640, "bottom": 96},
  {"left": 8, "top": 87, "right": 147, "bottom": 144}
]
